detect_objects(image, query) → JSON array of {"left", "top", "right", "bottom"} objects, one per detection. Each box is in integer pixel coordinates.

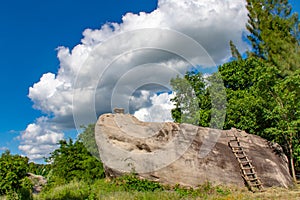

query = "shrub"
[
  {"left": 36, "top": 180, "right": 92, "bottom": 200},
  {"left": 0, "top": 151, "right": 33, "bottom": 199},
  {"left": 46, "top": 139, "right": 105, "bottom": 185},
  {"left": 114, "top": 173, "right": 163, "bottom": 192}
]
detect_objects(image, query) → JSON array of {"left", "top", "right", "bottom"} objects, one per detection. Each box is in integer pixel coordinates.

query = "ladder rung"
[
  {"left": 242, "top": 175, "right": 258, "bottom": 181},
  {"left": 245, "top": 175, "right": 258, "bottom": 180},
  {"left": 233, "top": 150, "right": 244, "bottom": 153},
  {"left": 240, "top": 163, "right": 252, "bottom": 168},
  {"left": 239, "top": 160, "right": 252, "bottom": 163},
  {"left": 240, "top": 162, "right": 252, "bottom": 166},
  {"left": 243, "top": 175, "right": 258, "bottom": 181},
  {"left": 241, "top": 166, "right": 255, "bottom": 170},
  {"left": 248, "top": 178, "right": 259, "bottom": 182},
  {"left": 237, "top": 156, "right": 249, "bottom": 160},
  {"left": 239, "top": 161, "right": 252, "bottom": 165},
  {"left": 236, "top": 155, "right": 247, "bottom": 159}
]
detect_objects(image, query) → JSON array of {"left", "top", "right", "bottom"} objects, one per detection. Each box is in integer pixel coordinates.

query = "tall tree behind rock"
[
  {"left": 78, "top": 124, "right": 99, "bottom": 159},
  {"left": 246, "top": 0, "right": 300, "bottom": 75},
  {"left": 229, "top": 40, "right": 243, "bottom": 61},
  {"left": 171, "top": 71, "right": 210, "bottom": 126},
  {"left": 246, "top": 0, "right": 300, "bottom": 181}
]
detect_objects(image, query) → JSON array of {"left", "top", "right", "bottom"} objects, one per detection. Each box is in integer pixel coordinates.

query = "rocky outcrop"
[
  {"left": 27, "top": 173, "right": 47, "bottom": 193},
  {"left": 95, "top": 113, "right": 293, "bottom": 188}
]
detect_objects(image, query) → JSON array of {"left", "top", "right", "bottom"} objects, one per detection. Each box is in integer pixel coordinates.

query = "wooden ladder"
[{"left": 228, "top": 136, "right": 264, "bottom": 192}]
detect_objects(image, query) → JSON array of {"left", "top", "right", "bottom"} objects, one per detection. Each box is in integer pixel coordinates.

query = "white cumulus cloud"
[
  {"left": 19, "top": 117, "right": 64, "bottom": 161},
  {"left": 134, "top": 92, "right": 175, "bottom": 122},
  {"left": 20, "top": 0, "right": 248, "bottom": 160}
]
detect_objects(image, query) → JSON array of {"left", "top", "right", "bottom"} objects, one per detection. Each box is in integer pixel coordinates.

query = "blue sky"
[
  {"left": 0, "top": 0, "right": 157, "bottom": 155},
  {"left": 0, "top": 0, "right": 299, "bottom": 160}
]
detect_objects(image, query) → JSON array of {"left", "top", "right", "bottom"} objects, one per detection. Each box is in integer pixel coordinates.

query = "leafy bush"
[
  {"left": 36, "top": 179, "right": 179, "bottom": 200},
  {"left": 0, "top": 151, "right": 33, "bottom": 199},
  {"left": 46, "top": 139, "right": 105, "bottom": 186},
  {"left": 113, "top": 173, "right": 163, "bottom": 192},
  {"left": 36, "top": 180, "right": 93, "bottom": 200}
]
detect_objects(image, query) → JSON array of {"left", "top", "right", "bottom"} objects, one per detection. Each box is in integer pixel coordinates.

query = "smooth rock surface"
[{"left": 95, "top": 113, "right": 293, "bottom": 188}]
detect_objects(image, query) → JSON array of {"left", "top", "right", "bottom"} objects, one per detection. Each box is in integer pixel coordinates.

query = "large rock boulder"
[{"left": 95, "top": 113, "right": 293, "bottom": 188}]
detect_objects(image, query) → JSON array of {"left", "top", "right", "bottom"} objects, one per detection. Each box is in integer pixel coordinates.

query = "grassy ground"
[
  {"left": 1, "top": 181, "right": 299, "bottom": 200},
  {"left": 250, "top": 184, "right": 300, "bottom": 200},
  {"left": 33, "top": 180, "right": 300, "bottom": 200}
]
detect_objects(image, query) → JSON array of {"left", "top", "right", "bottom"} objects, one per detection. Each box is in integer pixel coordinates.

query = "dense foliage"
[
  {"left": 46, "top": 139, "right": 105, "bottom": 184},
  {"left": 170, "top": 70, "right": 227, "bottom": 130},
  {"left": 171, "top": 71, "right": 210, "bottom": 126},
  {"left": 114, "top": 173, "right": 163, "bottom": 192},
  {"left": 171, "top": 58, "right": 299, "bottom": 183},
  {"left": 246, "top": 0, "right": 300, "bottom": 75},
  {"left": 0, "top": 126, "right": 106, "bottom": 199},
  {"left": 0, "top": 151, "right": 33, "bottom": 199},
  {"left": 171, "top": 0, "right": 300, "bottom": 182},
  {"left": 28, "top": 162, "right": 51, "bottom": 177}
]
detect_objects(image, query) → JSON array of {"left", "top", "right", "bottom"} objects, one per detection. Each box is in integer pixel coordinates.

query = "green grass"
[
  {"left": 34, "top": 177, "right": 236, "bottom": 200},
  {"left": 30, "top": 176, "right": 300, "bottom": 200}
]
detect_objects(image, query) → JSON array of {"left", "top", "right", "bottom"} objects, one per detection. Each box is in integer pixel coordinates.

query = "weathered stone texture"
[{"left": 95, "top": 113, "right": 293, "bottom": 188}]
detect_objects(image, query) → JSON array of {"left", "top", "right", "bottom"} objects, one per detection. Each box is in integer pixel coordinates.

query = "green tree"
[
  {"left": 47, "top": 139, "right": 105, "bottom": 184},
  {"left": 171, "top": 71, "right": 211, "bottom": 126},
  {"left": 171, "top": 0, "right": 300, "bottom": 182},
  {"left": 219, "top": 57, "right": 300, "bottom": 181},
  {"left": 245, "top": 0, "right": 300, "bottom": 180},
  {"left": 218, "top": 58, "right": 268, "bottom": 134},
  {"left": 246, "top": 0, "right": 300, "bottom": 75},
  {"left": 0, "top": 150, "right": 33, "bottom": 199},
  {"left": 78, "top": 124, "right": 99, "bottom": 159},
  {"left": 171, "top": 70, "right": 226, "bottom": 129},
  {"left": 28, "top": 162, "right": 51, "bottom": 177},
  {"left": 229, "top": 40, "right": 242, "bottom": 61},
  {"left": 256, "top": 66, "right": 300, "bottom": 182},
  {"left": 172, "top": 57, "right": 300, "bottom": 181}
]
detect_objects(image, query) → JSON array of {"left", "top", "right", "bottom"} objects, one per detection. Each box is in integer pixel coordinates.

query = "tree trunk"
[{"left": 289, "top": 139, "right": 297, "bottom": 182}]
